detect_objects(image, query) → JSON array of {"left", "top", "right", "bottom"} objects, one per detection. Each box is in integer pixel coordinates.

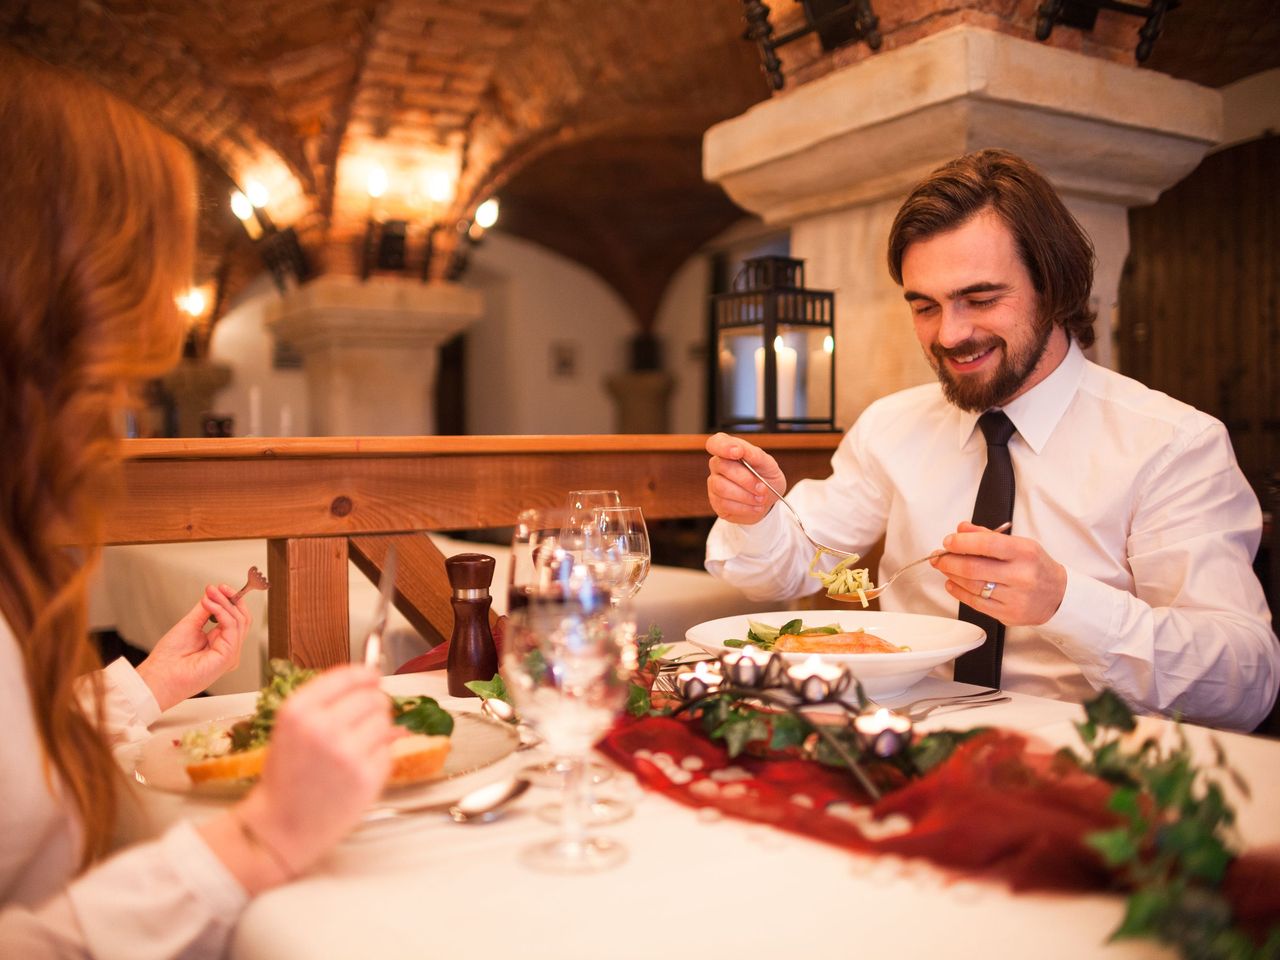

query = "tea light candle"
[
  {"left": 676, "top": 661, "right": 724, "bottom": 701},
  {"left": 786, "top": 655, "right": 845, "bottom": 703},
  {"left": 854, "top": 708, "right": 914, "bottom": 758},
  {"left": 720, "top": 644, "right": 773, "bottom": 687}
]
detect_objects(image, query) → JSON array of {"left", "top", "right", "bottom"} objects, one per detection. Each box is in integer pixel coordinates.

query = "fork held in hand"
[
  {"left": 207, "top": 565, "right": 270, "bottom": 625},
  {"left": 737, "top": 458, "right": 859, "bottom": 561},
  {"left": 836, "top": 520, "right": 1014, "bottom": 603}
]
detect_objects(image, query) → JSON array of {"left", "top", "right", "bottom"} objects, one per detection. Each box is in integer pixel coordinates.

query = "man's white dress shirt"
[{"left": 707, "top": 343, "right": 1279, "bottom": 731}]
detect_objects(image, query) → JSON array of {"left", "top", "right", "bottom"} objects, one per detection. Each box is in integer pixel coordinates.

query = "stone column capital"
[
  {"left": 262, "top": 274, "right": 485, "bottom": 436},
  {"left": 265, "top": 274, "right": 484, "bottom": 352},
  {"left": 705, "top": 25, "right": 1223, "bottom": 222}
]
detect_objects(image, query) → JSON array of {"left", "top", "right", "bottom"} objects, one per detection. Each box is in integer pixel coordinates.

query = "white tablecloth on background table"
[
  {"left": 120, "top": 665, "right": 1280, "bottom": 960},
  {"left": 90, "top": 537, "right": 779, "bottom": 694}
]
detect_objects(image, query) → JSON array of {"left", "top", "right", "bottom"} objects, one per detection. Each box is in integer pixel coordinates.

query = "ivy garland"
[{"left": 625, "top": 629, "right": 1280, "bottom": 960}]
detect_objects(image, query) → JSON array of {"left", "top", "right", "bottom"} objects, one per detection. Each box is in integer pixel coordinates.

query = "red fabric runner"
[
  {"left": 599, "top": 713, "right": 1280, "bottom": 928},
  {"left": 394, "top": 616, "right": 508, "bottom": 674}
]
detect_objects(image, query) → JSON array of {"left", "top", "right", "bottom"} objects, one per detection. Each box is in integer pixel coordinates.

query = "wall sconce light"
[
  {"left": 359, "top": 162, "right": 490, "bottom": 283},
  {"left": 229, "top": 185, "right": 311, "bottom": 292},
  {"left": 742, "top": 0, "right": 882, "bottom": 91},
  {"left": 441, "top": 201, "right": 501, "bottom": 282},
  {"left": 712, "top": 255, "right": 836, "bottom": 432},
  {"left": 1035, "top": 0, "right": 1178, "bottom": 62},
  {"left": 230, "top": 190, "right": 263, "bottom": 240}
]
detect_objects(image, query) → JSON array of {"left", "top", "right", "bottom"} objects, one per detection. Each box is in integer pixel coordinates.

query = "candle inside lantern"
[
  {"left": 853, "top": 707, "right": 914, "bottom": 758},
  {"left": 754, "top": 337, "right": 798, "bottom": 420},
  {"left": 808, "top": 334, "right": 833, "bottom": 418},
  {"left": 786, "top": 655, "right": 844, "bottom": 703},
  {"left": 675, "top": 660, "right": 724, "bottom": 701},
  {"left": 720, "top": 644, "right": 772, "bottom": 687}
]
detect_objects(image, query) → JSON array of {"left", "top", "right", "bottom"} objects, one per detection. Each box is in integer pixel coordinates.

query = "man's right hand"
[{"left": 705, "top": 432, "right": 787, "bottom": 525}]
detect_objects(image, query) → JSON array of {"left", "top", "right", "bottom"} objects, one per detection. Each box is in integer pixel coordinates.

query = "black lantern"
[{"left": 713, "top": 255, "right": 835, "bottom": 432}]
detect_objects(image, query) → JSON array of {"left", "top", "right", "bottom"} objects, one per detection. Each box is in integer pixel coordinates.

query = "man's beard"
[{"left": 929, "top": 315, "right": 1054, "bottom": 412}]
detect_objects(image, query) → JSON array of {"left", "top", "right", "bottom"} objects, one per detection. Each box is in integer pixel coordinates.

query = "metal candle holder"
[
  {"left": 667, "top": 650, "right": 898, "bottom": 800},
  {"left": 853, "top": 708, "right": 914, "bottom": 759}
]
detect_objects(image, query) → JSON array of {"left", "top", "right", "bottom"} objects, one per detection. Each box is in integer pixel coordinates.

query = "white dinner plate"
[
  {"left": 133, "top": 713, "right": 519, "bottom": 815},
  {"left": 685, "top": 609, "right": 985, "bottom": 699}
]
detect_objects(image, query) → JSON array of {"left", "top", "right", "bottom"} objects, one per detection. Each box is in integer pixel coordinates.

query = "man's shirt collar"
[{"left": 954, "top": 340, "right": 1086, "bottom": 453}]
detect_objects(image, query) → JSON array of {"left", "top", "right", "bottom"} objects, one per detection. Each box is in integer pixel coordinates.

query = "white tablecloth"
[
  {"left": 90, "top": 537, "right": 779, "bottom": 694},
  {"left": 121, "top": 664, "right": 1280, "bottom": 960}
]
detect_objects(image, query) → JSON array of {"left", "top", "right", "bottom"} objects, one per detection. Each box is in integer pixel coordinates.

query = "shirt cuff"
[
  {"left": 102, "top": 657, "right": 162, "bottom": 729},
  {"left": 705, "top": 507, "right": 788, "bottom": 569},
  {"left": 1038, "top": 568, "right": 1121, "bottom": 672},
  {"left": 161, "top": 821, "right": 250, "bottom": 918}
]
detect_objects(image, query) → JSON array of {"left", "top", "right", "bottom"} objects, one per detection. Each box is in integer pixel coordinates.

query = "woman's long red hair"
[{"left": 0, "top": 50, "right": 195, "bottom": 867}]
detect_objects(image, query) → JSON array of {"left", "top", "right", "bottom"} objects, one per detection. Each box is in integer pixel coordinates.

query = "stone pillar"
[
  {"left": 162, "top": 359, "right": 232, "bottom": 437},
  {"left": 704, "top": 26, "right": 1222, "bottom": 426},
  {"left": 265, "top": 275, "right": 484, "bottom": 436},
  {"left": 606, "top": 370, "right": 674, "bottom": 433}
]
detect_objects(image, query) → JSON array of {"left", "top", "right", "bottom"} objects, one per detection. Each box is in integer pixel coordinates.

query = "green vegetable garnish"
[
  {"left": 731, "top": 619, "right": 844, "bottom": 651},
  {"left": 392, "top": 696, "right": 454, "bottom": 736}
]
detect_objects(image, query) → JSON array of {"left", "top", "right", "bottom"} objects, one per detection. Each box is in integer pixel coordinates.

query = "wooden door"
[{"left": 1118, "top": 135, "right": 1280, "bottom": 494}]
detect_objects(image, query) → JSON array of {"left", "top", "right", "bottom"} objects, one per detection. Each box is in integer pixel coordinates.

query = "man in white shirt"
[{"left": 705, "top": 149, "right": 1279, "bottom": 732}]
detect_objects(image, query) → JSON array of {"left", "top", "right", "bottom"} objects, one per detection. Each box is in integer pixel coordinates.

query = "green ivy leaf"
[
  {"left": 1108, "top": 785, "right": 1143, "bottom": 824},
  {"left": 1086, "top": 827, "right": 1141, "bottom": 867},
  {"left": 635, "top": 625, "right": 668, "bottom": 671},
  {"left": 911, "top": 729, "right": 985, "bottom": 774},
  {"left": 712, "top": 709, "right": 770, "bottom": 758},
  {"left": 463, "top": 674, "right": 510, "bottom": 703},
  {"left": 626, "top": 682, "right": 652, "bottom": 718},
  {"left": 1145, "top": 755, "right": 1195, "bottom": 811},
  {"left": 768, "top": 713, "right": 809, "bottom": 752},
  {"left": 392, "top": 696, "right": 454, "bottom": 736},
  {"left": 1110, "top": 887, "right": 1171, "bottom": 940},
  {"left": 1084, "top": 690, "right": 1137, "bottom": 732}
]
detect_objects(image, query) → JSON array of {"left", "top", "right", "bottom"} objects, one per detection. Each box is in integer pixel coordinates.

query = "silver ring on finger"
[{"left": 979, "top": 581, "right": 997, "bottom": 600}]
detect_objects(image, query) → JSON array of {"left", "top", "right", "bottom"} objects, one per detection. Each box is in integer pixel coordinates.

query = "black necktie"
[{"left": 953, "top": 410, "right": 1016, "bottom": 687}]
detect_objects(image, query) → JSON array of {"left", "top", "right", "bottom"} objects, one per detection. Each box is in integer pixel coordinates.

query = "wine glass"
[
  {"left": 591, "top": 506, "right": 650, "bottom": 603},
  {"left": 509, "top": 510, "right": 614, "bottom": 790},
  {"left": 562, "top": 489, "right": 621, "bottom": 556},
  {"left": 503, "top": 576, "right": 632, "bottom": 872}
]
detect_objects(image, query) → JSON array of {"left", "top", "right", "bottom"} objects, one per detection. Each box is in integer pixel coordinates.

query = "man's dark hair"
[{"left": 887, "top": 149, "right": 1097, "bottom": 348}]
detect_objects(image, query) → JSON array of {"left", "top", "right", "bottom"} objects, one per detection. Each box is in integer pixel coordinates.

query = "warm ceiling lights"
[
  {"left": 426, "top": 170, "right": 455, "bottom": 205},
  {"left": 474, "top": 198, "right": 500, "bottom": 230},
  {"left": 229, "top": 190, "right": 262, "bottom": 240},
  {"left": 367, "top": 165, "right": 389, "bottom": 200},
  {"left": 245, "top": 180, "right": 270, "bottom": 209},
  {"left": 176, "top": 287, "right": 207, "bottom": 317}
]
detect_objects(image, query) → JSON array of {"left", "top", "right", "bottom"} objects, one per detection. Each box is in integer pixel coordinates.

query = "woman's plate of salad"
[{"left": 685, "top": 610, "right": 985, "bottom": 698}]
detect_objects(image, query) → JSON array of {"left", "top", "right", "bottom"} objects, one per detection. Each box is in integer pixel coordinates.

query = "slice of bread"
[
  {"left": 386, "top": 734, "right": 451, "bottom": 786},
  {"left": 185, "top": 735, "right": 451, "bottom": 787},
  {"left": 186, "top": 745, "right": 267, "bottom": 784}
]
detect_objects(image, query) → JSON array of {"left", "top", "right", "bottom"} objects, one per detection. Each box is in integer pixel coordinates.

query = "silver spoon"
[
  {"left": 738, "top": 458, "right": 858, "bottom": 560},
  {"left": 828, "top": 520, "right": 1013, "bottom": 603},
  {"left": 480, "top": 697, "right": 541, "bottom": 750},
  {"left": 362, "top": 776, "right": 531, "bottom": 826}
]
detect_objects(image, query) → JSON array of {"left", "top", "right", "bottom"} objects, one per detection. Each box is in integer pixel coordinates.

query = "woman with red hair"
[{"left": 0, "top": 50, "right": 398, "bottom": 957}]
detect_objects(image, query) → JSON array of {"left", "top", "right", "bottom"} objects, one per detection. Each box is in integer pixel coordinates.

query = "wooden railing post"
[{"left": 267, "top": 536, "right": 350, "bottom": 669}]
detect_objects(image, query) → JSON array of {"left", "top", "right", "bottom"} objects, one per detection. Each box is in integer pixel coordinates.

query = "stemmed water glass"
[
  {"left": 502, "top": 564, "right": 632, "bottom": 872},
  {"left": 562, "top": 489, "right": 621, "bottom": 556},
  {"left": 591, "top": 506, "right": 650, "bottom": 604},
  {"left": 509, "top": 509, "right": 614, "bottom": 790}
]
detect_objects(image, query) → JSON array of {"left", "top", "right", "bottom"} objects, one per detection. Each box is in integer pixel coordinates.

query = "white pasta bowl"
[{"left": 685, "top": 609, "right": 985, "bottom": 699}]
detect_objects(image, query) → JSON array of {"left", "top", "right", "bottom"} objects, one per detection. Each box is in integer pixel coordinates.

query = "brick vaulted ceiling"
[{"left": 2, "top": 1, "right": 1277, "bottom": 332}]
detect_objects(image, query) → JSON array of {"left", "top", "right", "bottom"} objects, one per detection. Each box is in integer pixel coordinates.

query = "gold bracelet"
[{"left": 230, "top": 809, "right": 297, "bottom": 881}]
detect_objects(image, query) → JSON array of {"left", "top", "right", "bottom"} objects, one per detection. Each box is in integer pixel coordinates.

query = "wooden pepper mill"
[{"left": 446, "top": 553, "right": 497, "bottom": 697}]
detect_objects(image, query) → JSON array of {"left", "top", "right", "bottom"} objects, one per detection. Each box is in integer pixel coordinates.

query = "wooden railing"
[{"left": 107, "top": 434, "right": 842, "bottom": 669}]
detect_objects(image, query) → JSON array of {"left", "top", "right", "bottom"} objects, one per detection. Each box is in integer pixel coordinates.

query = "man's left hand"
[
  {"left": 137, "top": 584, "right": 251, "bottom": 711},
  {"left": 931, "top": 521, "right": 1067, "bottom": 626}
]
